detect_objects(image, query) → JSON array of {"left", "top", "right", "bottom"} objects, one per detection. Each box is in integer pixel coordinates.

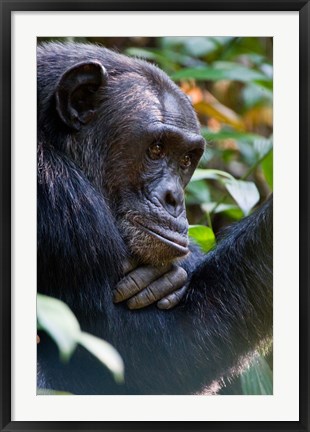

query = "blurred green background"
[{"left": 38, "top": 36, "right": 273, "bottom": 395}]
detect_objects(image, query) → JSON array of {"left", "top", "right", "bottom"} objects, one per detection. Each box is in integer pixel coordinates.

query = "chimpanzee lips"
[{"left": 133, "top": 220, "right": 189, "bottom": 256}]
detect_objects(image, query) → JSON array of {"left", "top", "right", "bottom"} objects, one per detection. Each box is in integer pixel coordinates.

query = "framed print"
[{"left": 1, "top": 1, "right": 309, "bottom": 431}]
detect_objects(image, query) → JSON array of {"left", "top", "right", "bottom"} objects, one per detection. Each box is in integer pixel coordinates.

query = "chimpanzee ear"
[{"left": 55, "top": 61, "right": 108, "bottom": 130}]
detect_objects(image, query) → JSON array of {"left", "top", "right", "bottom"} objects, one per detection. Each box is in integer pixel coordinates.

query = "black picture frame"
[{"left": 1, "top": 1, "right": 309, "bottom": 431}]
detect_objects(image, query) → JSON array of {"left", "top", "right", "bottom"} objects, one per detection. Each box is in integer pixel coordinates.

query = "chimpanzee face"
[{"left": 55, "top": 59, "right": 205, "bottom": 265}]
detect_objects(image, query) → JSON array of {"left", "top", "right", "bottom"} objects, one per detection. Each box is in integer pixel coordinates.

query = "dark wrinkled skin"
[
  {"left": 37, "top": 42, "right": 273, "bottom": 395},
  {"left": 114, "top": 260, "right": 188, "bottom": 310}
]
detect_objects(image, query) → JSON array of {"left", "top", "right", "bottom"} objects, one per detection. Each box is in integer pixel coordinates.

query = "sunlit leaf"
[
  {"left": 37, "top": 388, "right": 72, "bottom": 395},
  {"left": 125, "top": 47, "right": 160, "bottom": 61},
  {"left": 218, "top": 37, "right": 265, "bottom": 59},
  {"left": 202, "top": 202, "right": 239, "bottom": 214},
  {"left": 261, "top": 150, "right": 273, "bottom": 190},
  {"left": 201, "top": 128, "right": 266, "bottom": 143},
  {"left": 260, "top": 63, "right": 273, "bottom": 78},
  {"left": 162, "top": 36, "right": 234, "bottom": 56},
  {"left": 126, "top": 47, "right": 200, "bottom": 72},
  {"left": 171, "top": 63, "right": 271, "bottom": 84},
  {"left": 211, "top": 36, "right": 235, "bottom": 46},
  {"left": 214, "top": 60, "right": 271, "bottom": 82},
  {"left": 37, "top": 295, "right": 124, "bottom": 382},
  {"left": 78, "top": 332, "right": 124, "bottom": 383},
  {"left": 241, "top": 356, "right": 273, "bottom": 395},
  {"left": 253, "top": 138, "right": 273, "bottom": 160},
  {"left": 125, "top": 48, "right": 176, "bottom": 71},
  {"left": 243, "top": 106, "right": 273, "bottom": 129},
  {"left": 189, "top": 225, "right": 216, "bottom": 253},
  {"left": 236, "top": 138, "right": 272, "bottom": 166},
  {"left": 202, "top": 203, "right": 243, "bottom": 221},
  {"left": 224, "top": 179, "right": 260, "bottom": 216},
  {"left": 37, "top": 294, "right": 80, "bottom": 361},
  {"left": 221, "top": 207, "right": 244, "bottom": 221},
  {"left": 191, "top": 168, "right": 234, "bottom": 182},
  {"left": 195, "top": 100, "right": 244, "bottom": 130},
  {"left": 242, "top": 83, "right": 273, "bottom": 109},
  {"left": 254, "top": 79, "right": 273, "bottom": 91},
  {"left": 181, "top": 85, "right": 245, "bottom": 130},
  {"left": 162, "top": 36, "right": 219, "bottom": 57},
  {"left": 180, "top": 37, "right": 218, "bottom": 57}
]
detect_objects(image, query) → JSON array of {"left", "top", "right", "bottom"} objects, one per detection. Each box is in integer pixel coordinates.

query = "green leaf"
[
  {"left": 261, "top": 150, "right": 273, "bottom": 190},
  {"left": 125, "top": 47, "right": 159, "bottom": 61},
  {"left": 161, "top": 36, "right": 219, "bottom": 57},
  {"left": 221, "top": 207, "right": 244, "bottom": 221},
  {"left": 202, "top": 203, "right": 243, "bottom": 221},
  {"left": 237, "top": 138, "right": 273, "bottom": 166},
  {"left": 37, "top": 294, "right": 80, "bottom": 361},
  {"left": 185, "top": 180, "right": 211, "bottom": 205},
  {"left": 188, "top": 225, "right": 216, "bottom": 253},
  {"left": 78, "top": 332, "right": 124, "bottom": 383},
  {"left": 171, "top": 62, "right": 271, "bottom": 85},
  {"left": 191, "top": 168, "right": 234, "bottom": 182},
  {"left": 201, "top": 128, "right": 267, "bottom": 144},
  {"left": 214, "top": 61, "right": 271, "bottom": 83},
  {"left": 161, "top": 36, "right": 235, "bottom": 55},
  {"left": 202, "top": 202, "right": 239, "bottom": 214},
  {"left": 180, "top": 37, "right": 218, "bottom": 57},
  {"left": 38, "top": 294, "right": 124, "bottom": 382},
  {"left": 125, "top": 47, "right": 196, "bottom": 72},
  {"left": 253, "top": 138, "right": 273, "bottom": 160},
  {"left": 254, "top": 79, "right": 273, "bottom": 91},
  {"left": 224, "top": 179, "right": 260, "bottom": 216},
  {"left": 241, "top": 356, "right": 273, "bottom": 395},
  {"left": 242, "top": 83, "right": 273, "bottom": 109},
  {"left": 37, "top": 388, "right": 72, "bottom": 395}
]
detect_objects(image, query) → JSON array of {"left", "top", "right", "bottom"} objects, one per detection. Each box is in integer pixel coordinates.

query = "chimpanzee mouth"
[{"left": 133, "top": 220, "right": 189, "bottom": 256}]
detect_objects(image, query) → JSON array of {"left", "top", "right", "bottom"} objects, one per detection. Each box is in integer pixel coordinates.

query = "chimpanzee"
[{"left": 37, "top": 42, "right": 273, "bottom": 395}]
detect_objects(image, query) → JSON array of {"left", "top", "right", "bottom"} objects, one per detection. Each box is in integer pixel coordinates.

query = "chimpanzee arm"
[
  {"left": 112, "top": 197, "right": 272, "bottom": 394},
  {"left": 183, "top": 196, "right": 273, "bottom": 390},
  {"left": 186, "top": 196, "right": 273, "bottom": 346}
]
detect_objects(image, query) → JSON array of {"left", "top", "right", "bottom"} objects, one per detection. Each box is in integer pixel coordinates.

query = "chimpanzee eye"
[
  {"left": 148, "top": 143, "right": 165, "bottom": 160},
  {"left": 180, "top": 154, "right": 191, "bottom": 169}
]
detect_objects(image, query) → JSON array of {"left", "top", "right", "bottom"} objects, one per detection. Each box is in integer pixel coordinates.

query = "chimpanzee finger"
[
  {"left": 113, "top": 264, "right": 171, "bottom": 303},
  {"left": 157, "top": 284, "right": 188, "bottom": 310},
  {"left": 122, "top": 258, "right": 138, "bottom": 275},
  {"left": 127, "top": 266, "right": 187, "bottom": 310}
]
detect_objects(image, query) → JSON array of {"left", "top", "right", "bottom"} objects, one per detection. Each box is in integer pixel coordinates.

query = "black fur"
[{"left": 37, "top": 42, "right": 273, "bottom": 395}]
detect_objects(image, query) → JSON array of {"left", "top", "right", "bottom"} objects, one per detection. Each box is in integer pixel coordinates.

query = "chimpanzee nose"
[{"left": 156, "top": 183, "right": 184, "bottom": 218}]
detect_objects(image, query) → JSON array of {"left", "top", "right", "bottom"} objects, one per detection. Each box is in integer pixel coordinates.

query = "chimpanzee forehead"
[
  {"left": 162, "top": 92, "right": 186, "bottom": 116},
  {"left": 160, "top": 90, "right": 200, "bottom": 133}
]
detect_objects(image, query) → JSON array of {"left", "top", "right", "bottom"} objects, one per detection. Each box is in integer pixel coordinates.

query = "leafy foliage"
[
  {"left": 188, "top": 225, "right": 216, "bottom": 252},
  {"left": 241, "top": 356, "right": 273, "bottom": 395},
  {"left": 37, "top": 294, "right": 124, "bottom": 383}
]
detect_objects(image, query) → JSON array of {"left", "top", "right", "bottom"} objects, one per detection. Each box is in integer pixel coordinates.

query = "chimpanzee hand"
[{"left": 113, "top": 260, "right": 188, "bottom": 310}]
